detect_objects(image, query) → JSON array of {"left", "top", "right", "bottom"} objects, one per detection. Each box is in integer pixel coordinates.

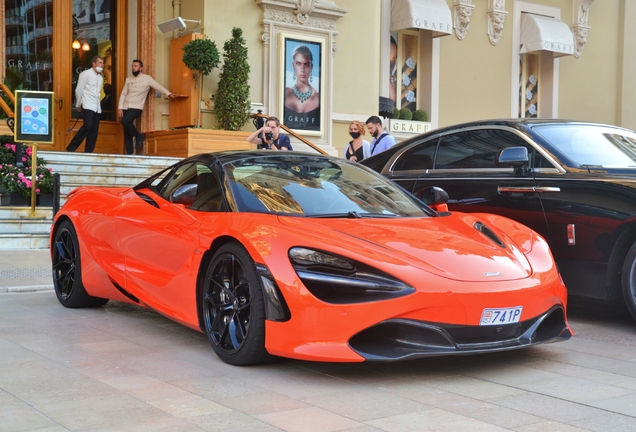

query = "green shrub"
[
  {"left": 413, "top": 109, "right": 428, "bottom": 122},
  {"left": 182, "top": 37, "right": 220, "bottom": 77},
  {"left": 399, "top": 108, "right": 413, "bottom": 120},
  {"left": 215, "top": 27, "right": 251, "bottom": 131}
]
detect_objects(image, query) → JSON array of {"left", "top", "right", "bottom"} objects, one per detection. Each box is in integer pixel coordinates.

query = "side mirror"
[
  {"left": 495, "top": 147, "right": 530, "bottom": 176},
  {"left": 417, "top": 186, "right": 449, "bottom": 213},
  {"left": 170, "top": 183, "right": 197, "bottom": 206}
]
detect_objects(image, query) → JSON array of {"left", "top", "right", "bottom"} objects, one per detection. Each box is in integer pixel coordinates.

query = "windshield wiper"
[
  {"left": 306, "top": 211, "right": 400, "bottom": 219},
  {"left": 307, "top": 211, "right": 362, "bottom": 218}
]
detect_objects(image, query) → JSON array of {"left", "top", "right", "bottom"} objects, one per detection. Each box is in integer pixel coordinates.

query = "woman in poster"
[{"left": 284, "top": 44, "right": 320, "bottom": 131}]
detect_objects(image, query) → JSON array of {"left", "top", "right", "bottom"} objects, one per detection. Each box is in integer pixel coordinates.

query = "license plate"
[{"left": 480, "top": 307, "right": 523, "bottom": 326}]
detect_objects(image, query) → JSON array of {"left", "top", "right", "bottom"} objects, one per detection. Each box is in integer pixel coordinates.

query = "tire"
[
  {"left": 202, "top": 243, "right": 272, "bottom": 365},
  {"left": 621, "top": 241, "right": 636, "bottom": 321},
  {"left": 52, "top": 220, "right": 109, "bottom": 308}
]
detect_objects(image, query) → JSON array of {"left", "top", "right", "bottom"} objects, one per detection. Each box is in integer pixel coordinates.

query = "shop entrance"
[{"left": 3, "top": 0, "right": 128, "bottom": 153}]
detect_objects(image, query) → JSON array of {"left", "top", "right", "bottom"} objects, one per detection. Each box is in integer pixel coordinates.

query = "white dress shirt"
[{"left": 75, "top": 67, "right": 103, "bottom": 113}]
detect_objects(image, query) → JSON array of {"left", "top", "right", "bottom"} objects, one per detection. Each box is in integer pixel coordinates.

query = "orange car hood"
[{"left": 279, "top": 214, "right": 533, "bottom": 282}]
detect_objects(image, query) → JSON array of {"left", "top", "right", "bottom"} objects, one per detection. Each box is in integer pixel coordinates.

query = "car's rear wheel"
[
  {"left": 202, "top": 243, "right": 271, "bottom": 365},
  {"left": 52, "top": 220, "right": 108, "bottom": 308},
  {"left": 621, "top": 242, "right": 636, "bottom": 321}
]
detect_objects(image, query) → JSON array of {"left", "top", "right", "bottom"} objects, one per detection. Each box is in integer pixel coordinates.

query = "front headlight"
[{"left": 288, "top": 247, "right": 415, "bottom": 304}]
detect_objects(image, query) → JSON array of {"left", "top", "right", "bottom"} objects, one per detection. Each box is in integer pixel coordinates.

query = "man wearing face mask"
[
  {"left": 117, "top": 59, "right": 176, "bottom": 155},
  {"left": 366, "top": 115, "right": 397, "bottom": 157},
  {"left": 67, "top": 56, "right": 105, "bottom": 153}
]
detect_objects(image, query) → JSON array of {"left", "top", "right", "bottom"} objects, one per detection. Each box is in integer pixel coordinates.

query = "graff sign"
[{"left": 390, "top": 120, "right": 431, "bottom": 135}]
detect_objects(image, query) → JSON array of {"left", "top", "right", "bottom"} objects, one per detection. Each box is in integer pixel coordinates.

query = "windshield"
[
  {"left": 534, "top": 124, "right": 636, "bottom": 168},
  {"left": 223, "top": 155, "right": 429, "bottom": 217}
]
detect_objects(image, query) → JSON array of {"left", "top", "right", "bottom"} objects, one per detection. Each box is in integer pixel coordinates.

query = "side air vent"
[{"left": 474, "top": 221, "right": 506, "bottom": 248}]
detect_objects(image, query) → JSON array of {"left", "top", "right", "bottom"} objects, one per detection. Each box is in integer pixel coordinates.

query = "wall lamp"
[{"left": 72, "top": 40, "right": 91, "bottom": 51}]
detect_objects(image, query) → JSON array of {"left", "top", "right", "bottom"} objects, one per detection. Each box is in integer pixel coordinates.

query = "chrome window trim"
[{"left": 388, "top": 125, "right": 567, "bottom": 175}]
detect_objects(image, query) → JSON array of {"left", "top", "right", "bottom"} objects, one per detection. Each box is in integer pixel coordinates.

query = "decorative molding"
[
  {"left": 295, "top": 0, "right": 318, "bottom": 23},
  {"left": 487, "top": 0, "right": 508, "bottom": 46},
  {"left": 454, "top": 0, "right": 475, "bottom": 41},
  {"left": 572, "top": 0, "right": 596, "bottom": 58}
]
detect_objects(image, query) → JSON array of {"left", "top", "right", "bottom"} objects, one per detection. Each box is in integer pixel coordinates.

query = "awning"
[
  {"left": 520, "top": 14, "right": 574, "bottom": 57},
  {"left": 390, "top": 0, "right": 452, "bottom": 37}
]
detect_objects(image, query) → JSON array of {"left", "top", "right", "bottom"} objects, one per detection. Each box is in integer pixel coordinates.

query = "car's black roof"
[{"left": 186, "top": 150, "right": 340, "bottom": 166}]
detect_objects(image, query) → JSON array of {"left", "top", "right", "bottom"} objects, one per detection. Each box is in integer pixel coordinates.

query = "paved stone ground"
[{"left": 1, "top": 250, "right": 636, "bottom": 431}]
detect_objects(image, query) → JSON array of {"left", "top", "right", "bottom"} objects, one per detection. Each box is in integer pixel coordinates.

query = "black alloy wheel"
[
  {"left": 52, "top": 220, "right": 108, "bottom": 308},
  {"left": 202, "top": 243, "right": 271, "bottom": 365},
  {"left": 622, "top": 242, "right": 636, "bottom": 321}
]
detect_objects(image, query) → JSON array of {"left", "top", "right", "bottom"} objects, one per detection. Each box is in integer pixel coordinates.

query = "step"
[
  {"left": 0, "top": 234, "right": 50, "bottom": 249},
  {"left": 0, "top": 207, "right": 53, "bottom": 219},
  {"left": 0, "top": 218, "right": 52, "bottom": 235},
  {"left": 40, "top": 151, "right": 181, "bottom": 168}
]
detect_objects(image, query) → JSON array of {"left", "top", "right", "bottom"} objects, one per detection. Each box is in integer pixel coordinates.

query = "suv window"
[
  {"left": 392, "top": 138, "right": 437, "bottom": 171},
  {"left": 435, "top": 129, "right": 549, "bottom": 169}
]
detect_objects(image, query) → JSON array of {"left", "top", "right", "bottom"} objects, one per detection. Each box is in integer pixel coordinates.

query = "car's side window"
[
  {"left": 190, "top": 166, "right": 223, "bottom": 212},
  {"left": 435, "top": 129, "right": 549, "bottom": 169},
  {"left": 159, "top": 162, "right": 199, "bottom": 198},
  {"left": 392, "top": 139, "right": 438, "bottom": 171}
]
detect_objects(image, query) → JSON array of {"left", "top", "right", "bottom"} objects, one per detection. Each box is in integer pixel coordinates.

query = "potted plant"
[
  {"left": 0, "top": 135, "right": 54, "bottom": 206},
  {"left": 182, "top": 36, "right": 220, "bottom": 128},
  {"left": 215, "top": 27, "right": 251, "bottom": 131}
]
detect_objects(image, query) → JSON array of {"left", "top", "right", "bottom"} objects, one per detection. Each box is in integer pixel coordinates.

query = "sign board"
[
  {"left": 14, "top": 90, "right": 54, "bottom": 143},
  {"left": 389, "top": 119, "right": 431, "bottom": 135}
]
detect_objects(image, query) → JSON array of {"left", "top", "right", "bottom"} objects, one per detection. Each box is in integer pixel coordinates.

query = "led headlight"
[
  {"left": 289, "top": 247, "right": 354, "bottom": 271},
  {"left": 288, "top": 247, "right": 414, "bottom": 304}
]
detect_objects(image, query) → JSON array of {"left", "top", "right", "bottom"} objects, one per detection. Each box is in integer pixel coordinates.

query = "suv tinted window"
[{"left": 393, "top": 138, "right": 437, "bottom": 171}]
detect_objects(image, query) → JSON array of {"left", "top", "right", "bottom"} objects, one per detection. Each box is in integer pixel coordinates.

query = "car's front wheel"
[
  {"left": 621, "top": 241, "right": 636, "bottom": 321},
  {"left": 202, "top": 243, "right": 271, "bottom": 365},
  {"left": 52, "top": 220, "right": 108, "bottom": 308}
]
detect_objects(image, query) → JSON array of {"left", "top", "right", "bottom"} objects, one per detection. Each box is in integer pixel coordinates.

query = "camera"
[{"left": 265, "top": 132, "right": 274, "bottom": 140}]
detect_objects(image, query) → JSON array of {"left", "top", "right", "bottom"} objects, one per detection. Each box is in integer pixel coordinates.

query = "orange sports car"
[{"left": 51, "top": 151, "right": 572, "bottom": 365}]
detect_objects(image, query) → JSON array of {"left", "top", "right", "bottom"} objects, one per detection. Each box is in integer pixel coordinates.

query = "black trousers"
[
  {"left": 67, "top": 109, "right": 100, "bottom": 153},
  {"left": 121, "top": 108, "right": 143, "bottom": 155}
]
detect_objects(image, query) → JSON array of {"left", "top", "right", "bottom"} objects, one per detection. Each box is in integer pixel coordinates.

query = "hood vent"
[{"left": 474, "top": 221, "right": 506, "bottom": 248}]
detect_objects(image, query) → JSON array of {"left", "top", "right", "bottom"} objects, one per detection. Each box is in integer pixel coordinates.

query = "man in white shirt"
[
  {"left": 67, "top": 56, "right": 104, "bottom": 153},
  {"left": 117, "top": 59, "right": 175, "bottom": 155},
  {"left": 366, "top": 115, "right": 397, "bottom": 156}
]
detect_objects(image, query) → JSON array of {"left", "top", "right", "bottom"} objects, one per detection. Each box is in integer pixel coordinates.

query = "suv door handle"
[{"left": 498, "top": 186, "right": 560, "bottom": 193}]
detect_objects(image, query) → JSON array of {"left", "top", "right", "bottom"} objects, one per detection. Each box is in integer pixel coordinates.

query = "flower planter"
[
  {"left": 0, "top": 190, "right": 53, "bottom": 206},
  {"left": 38, "top": 194, "right": 54, "bottom": 207},
  {"left": 0, "top": 192, "right": 29, "bottom": 206}
]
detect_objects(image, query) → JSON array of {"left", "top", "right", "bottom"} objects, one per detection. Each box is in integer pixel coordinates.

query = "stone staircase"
[{"left": 0, "top": 152, "right": 182, "bottom": 250}]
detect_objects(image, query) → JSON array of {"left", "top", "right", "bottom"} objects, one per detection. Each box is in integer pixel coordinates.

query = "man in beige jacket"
[{"left": 117, "top": 59, "right": 175, "bottom": 154}]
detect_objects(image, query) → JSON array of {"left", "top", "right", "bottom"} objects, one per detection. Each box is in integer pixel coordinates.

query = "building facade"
[{"left": 2, "top": 0, "right": 635, "bottom": 156}]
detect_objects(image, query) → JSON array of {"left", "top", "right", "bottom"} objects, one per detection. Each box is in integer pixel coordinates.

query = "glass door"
[{"left": 3, "top": 0, "right": 127, "bottom": 152}]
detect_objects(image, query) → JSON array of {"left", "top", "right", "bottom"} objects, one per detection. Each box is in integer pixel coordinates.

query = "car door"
[
  {"left": 405, "top": 127, "right": 551, "bottom": 241},
  {"left": 114, "top": 161, "right": 212, "bottom": 317}
]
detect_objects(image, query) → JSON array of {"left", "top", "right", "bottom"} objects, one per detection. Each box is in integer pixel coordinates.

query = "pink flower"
[{"left": 36, "top": 189, "right": 40, "bottom": 193}]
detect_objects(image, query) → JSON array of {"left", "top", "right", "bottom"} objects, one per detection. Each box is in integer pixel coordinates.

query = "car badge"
[{"left": 484, "top": 272, "right": 503, "bottom": 277}]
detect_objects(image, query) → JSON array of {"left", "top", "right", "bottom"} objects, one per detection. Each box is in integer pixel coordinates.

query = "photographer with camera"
[{"left": 247, "top": 116, "right": 293, "bottom": 151}]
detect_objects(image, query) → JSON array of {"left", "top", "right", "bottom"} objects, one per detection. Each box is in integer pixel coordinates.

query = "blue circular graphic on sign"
[{"left": 32, "top": 111, "right": 39, "bottom": 117}]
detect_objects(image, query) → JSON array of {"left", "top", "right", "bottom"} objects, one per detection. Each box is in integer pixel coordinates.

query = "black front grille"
[{"left": 348, "top": 306, "right": 571, "bottom": 361}]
